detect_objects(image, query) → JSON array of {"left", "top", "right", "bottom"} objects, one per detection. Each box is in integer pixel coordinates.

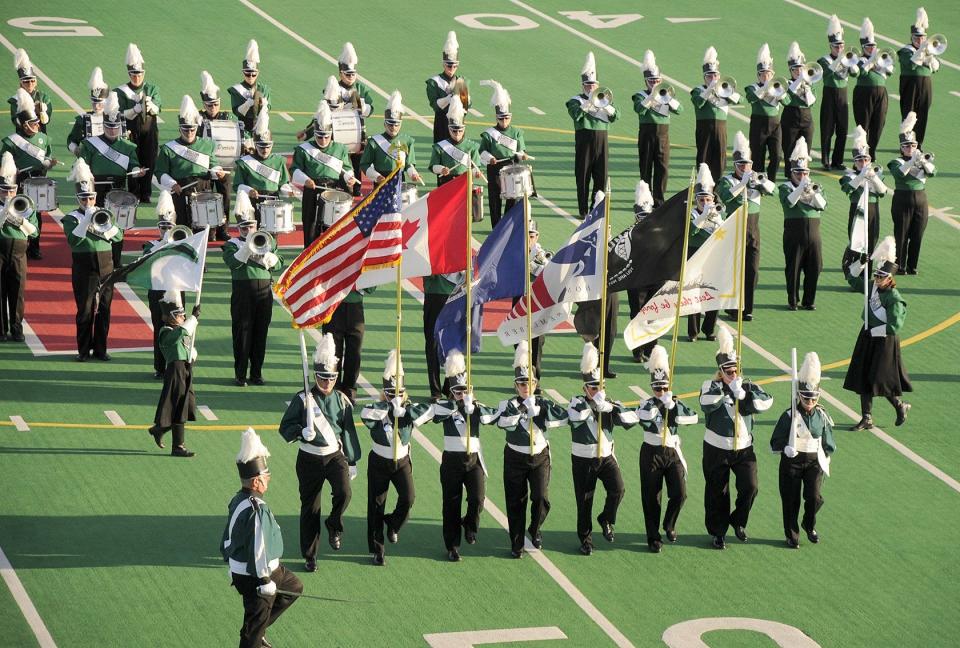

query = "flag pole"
[
  {"left": 524, "top": 193, "right": 534, "bottom": 455},
  {"left": 668, "top": 168, "right": 697, "bottom": 386},
  {"left": 597, "top": 180, "right": 612, "bottom": 459},
  {"left": 733, "top": 200, "right": 749, "bottom": 451},
  {"left": 863, "top": 184, "right": 870, "bottom": 332},
  {"left": 185, "top": 225, "right": 210, "bottom": 362},
  {"left": 393, "top": 162, "right": 404, "bottom": 469},
  {"left": 299, "top": 329, "right": 314, "bottom": 434},
  {"left": 465, "top": 171, "right": 474, "bottom": 455},
  {"left": 788, "top": 347, "right": 798, "bottom": 450}
]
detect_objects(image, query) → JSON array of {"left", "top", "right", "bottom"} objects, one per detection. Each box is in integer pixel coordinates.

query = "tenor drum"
[
  {"left": 205, "top": 119, "right": 243, "bottom": 168},
  {"left": 400, "top": 182, "right": 418, "bottom": 208},
  {"left": 22, "top": 178, "right": 57, "bottom": 212},
  {"left": 331, "top": 109, "right": 363, "bottom": 154},
  {"left": 105, "top": 190, "right": 139, "bottom": 230},
  {"left": 189, "top": 192, "right": 225, "bottom": 228},
  {"left": 320, "top": 189, "right": 353, "bottom": 227},
  {"left": 499, "top": 164, "right": 533, "bottom": 200},
  {"left": 260, "top": 197, "right": 294, "bottom": 233}
]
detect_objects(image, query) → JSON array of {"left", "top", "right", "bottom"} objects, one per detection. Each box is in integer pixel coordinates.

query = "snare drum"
[
  {"left": 22, "top": 178, "right": 57, "bottom": 212},
  {"left": 189, "top": 192, "right": 225, "bottom": 228},
  {"left": 320, "top": 189, "right": 353, "bottom": 227},
  {"left": 331, "top": 109, "right": 363, "bottom": 154},
  {"left": 204, "top": 119, "right": 243, "bottom": 169},
  {"left": 105, "top": 190, "right": 139, "bottom": 230},
  {"left": 259, "top": 197, "right": 295, "bottom": 233},
  {"left": 400, "top": 182, "right": 419, "bottom": 208},
  {"left": 499, "top": 164, "right": 534, "bottom": 200}
]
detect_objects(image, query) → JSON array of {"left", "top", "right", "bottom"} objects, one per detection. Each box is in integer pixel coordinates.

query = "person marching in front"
[
  {"left": 360, "top": 350, "right": 433, "bottom": 566},
  {"left": 222, "top": 428, "right": 303, "bottom": 648},
  {"left": 626, "top": 181, "right": 659, "bottom": 363},
  {"left": 745, "top": 44, "right": 785, "bottom": 182},
  {"left": 687, "top": 164, "right": 725, "bottom": 340},
  {"left": 478, "top": 80, "right": 530, "bottom": 228},
  {"left": 819, "top": 15, "right": 858, "bottom": 171},
  {"left": 781, "top": 42, "right": 817, "bottom": 180},
  {"left": 567, "top": 52, "right": 618, "bottom": 220},
  {"left": 632, "top": 50, "right": 682, "bottom": 207},
  {"left": 691, "top": 46, "right": 740, "bottom": 181},
  {"left": 898, "top": 8, "right": 940, "bottom": 149},
  {"left": 229, "top": 40, "right": 271, "bottom": 137},
  {"left": 232, "top": 110, "right": 292, "bottom": 226},
  {"left": 144, "top": 190, "right": 179, "bottom": 378},
  {"left": 770, "top": 351, "right": 836, "bottom": 549},
  {"left": 853, "top": 19, "right": 894, "bottom": 161},
  {"left": 67, "top": 67, "right": 109, "bottom": 156},
  {"left": 278, "top": 334, "right": 362, "bottom": 573},
  {"left": 637, "top": 346, "right": 698, "bottom": 553},
  {"left": 359, "top": 90, "right": 422, "bottom": 190},
  {"left": 8, "top": 49, "right": 51, "bottom": 133},
  {"left": 842, "top": 236, "right": 912, "bottom": 431},
  {"left": 198, "top": 70, "right": 235, "bottom": 242},
  {"left": 426, "top": 31, "right": 471, "bottom": 144},
  {"left": 0, "top": 152, "right": 38, "bottom": 342},
  {"left": 887, "top": 112, "right": 935, "bottom": 275},
  {"left": 700, "top": 327, "right": 773, "bottom": 549},
  {"left": 115, "top": 44, "right": 160, "bottom": 204},
  {"left": 566, "top": 343, "right": 637, "bottom": 556},
  {"left": 840, "top": 126, "right": 889, "bottom": 256}
]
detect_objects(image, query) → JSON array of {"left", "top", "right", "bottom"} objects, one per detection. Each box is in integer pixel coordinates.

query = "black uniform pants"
[
  {"left": 367, "top": 452, "right": 415, "bottom": 555},
  {"left": 296, "top": 449, "right": 352, "bottom": 560},
  {"left": 778, "top": 452, "right": 824, "bottom": 543},
  {"left": 743, "top": 212, "right": 761, "bottom": 316},
  {"left": 852, "top": 85, "right": 888, "bottom": 161},
  {"left": 349, "top": 151, "right": 363, "bottom": 197},
  {"left": 749, "top": 116, "right": 781, "bottom": 181},
  {"left": 439, "top": 451, "right": 486, "bottom": 550},
  {"left": 487, "top": 160, "right": 518, "bottom": 228},
  {"left": 322, "top": 301, "right": 364, "bottom": 402},
  {"left": 126, "top": 116, "right": 158, "bottom": 203},
  {"left": 503, "top": 446, "right": 551, "bottom": 552},
  {"left": 892, "top": 189, "right": 928, "bottom": 273},
  {"left": 231, "top": 279, "right": 273, "bottom": 382},
  {"left": 300, "top": 186, "right": 333, "bottom": 247},
  {"left": 171, "top": 178, "right": 204, "bottom": 228},
  {"left": 71, "top": 253, "right": 113, "bottom": 357},
  {"left": 627, "top": 286, "right": 657, "bottom": 360},
  {"left": 899, "top": 76, "right": 932, "bottom": 148},
  {"left": 847, "top": 201, "right": 880, "bottom": 256},
  {"left": 571, "top": 454, "right": 624, "bottom": 547},
  {"left": 687, "top": 311, "right": 718, "bottom": 340},
  {"left": 781, "top": 107, "right": 814, "bottom": 179},
  {"left": 695, "top": 119, "right": 726, "bottom": 181},
  {"left": 231, "top": 567, "right": 302, "bottom": 648},
  {"left": 0, "top": 238, "right": 27, "bottom": 338},
  {"left": 820, "top": 86, "right": 849, "bottom": 168},
  {"left": 637, "top": 123, "right": 670, "bottom": 206},
  {"left": 574, "top": 129, "right": 608, "bottom": 218},
  {"left": 212, "top": 178, "right": 232, "bottom": 241},
  {"left": 782, "top": 218, "right": 822, "bottom": 308},
  {"left": 639, "top": 443, "right": 687, "bottom": 544},
  {"left": 423, "top": 293, "right": 448, "bottom": 398},
  {"left": 702, "top": 442, "right": 759, "bottom": 537}
]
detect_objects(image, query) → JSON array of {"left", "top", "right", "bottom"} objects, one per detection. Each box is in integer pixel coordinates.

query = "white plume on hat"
[
  {"left": 156, "top": 189, "right": 176, "bottom": 218},
  {"left": 237, "top": 427, "right": 270, "bottom": 464},
  {"left": 339, "top": 42, "right": 358, "bottom": 68},
  {"left": 827, "top": 14, "right": 843, "bottom": 38},
  {"left": 642, "top": 49, "right": 658, "bottom": 73},
  {"left": 14, "top": 88, "right": 36, "bottom": 119},
  {"left": 161, "top": 288, "right": 182, "bottom": 307},
  {"left": 634, "top": 180, "right": 654, "bottom": 209},
  {"left": 234, "top": 190, "right": 255, "bottom": 218},
  {"left": 314, "top": 101, "right": 333, "bottom": 130},
  {"left": 580, "top": 342, "right": 599, "bottom": 375},
  {"left": 717, "top": 326, "right": 735, "bottom": 358},
  {"left": 245, "top": 39, "right": 260, "bottom": 65},
  {"left": 67, "top": 157, "right": 94, "bottom": 184},
  {"left": 13, "top": 48, "right": 31, "bottom": 73},
  {"left": 179, "top": 94, "right": 201, "bottom": 127},
  {"left": 581, "top": 51, "right": 597, "bottom": 79},
  {"left": 645, "top": 344, "right": 669, "bottom": 376},
  {"left": 314, "top": 333, "right": 339, "bottom": 371},
  {"left": 253, "top": 109, "right": 270, "bottom": 138},
  {"left": 757, "top": 43, "right": 773, "bottom": 68},
  {"left": 104, "top": 91, "right": 121, "bottom": 121},
  {"left": 125, "top": 43, "right": 144, "bottom": 68},
  {"left": 0, "top": 152, "right": 18, "bottom": 184},
  {"left": 900, "top": 111, "right": 918, "bottom": 136},
  {"left": 513, "top": 340, "right": 529, "bottom": 371},
  {"left": 798, "top": 351, "right": 821, "bottom": 388},
  {"left": 914, "top": 7, "right": 929, "bottom": 32},
  {"left": 733, "top": 131, "right": 751, "bottom": 161},
  {"left": 89, "top": 66, "right": 107, "bottom": 93},
  {"left": 696, "top": 162, "right": 715, "bottom": 192},
  {"left": 703, "top": 46, "right": 719, "bottom": 66},
  {"left": 446, "top": 95, "right": 465, "bottom": 125},
  {"left": 480, "top": 79, "right": 511, "bottom": 110},
  {"left": 444, "top": 349, "right": 466, "bottom": 378},
  {"left": 383, "top": 349, "right": 404, "bottom": 380},
  {"left": 852, "top": 125, "right": 869, "bottom": 150},
  {"left": 442, "top": 31, "right": 459, "bottom": 58},
  {"left": 860, "top": 17, "right": 875, "bottom": 42},
  {"left": 386, "top": 90, "right": 403, "bottom": 116},
  {"left": 323, "top": 75, "right": 340, "bottom": 103},
  {"left": 787, "top": 41, "right": 805, "bottom": 64},
  {"left": 200, "top": 70, "right": 219, "bottom": 99},
  {"left": 871, "top": 235, "right": 897, "bottom": 265},
  {"left": 789, "top": 136, "right": 811, "bottom": 162}
]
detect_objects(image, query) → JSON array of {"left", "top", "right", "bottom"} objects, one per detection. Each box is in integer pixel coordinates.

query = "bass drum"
[
  {"left": 205, "top": 119, "right": 243, "bottom": 169},
  {"left": 331, "top": 109, "right": 363, "bottom": 154},
  {"left": 105, "top": 190, "right": 139, "bottom": 230}
]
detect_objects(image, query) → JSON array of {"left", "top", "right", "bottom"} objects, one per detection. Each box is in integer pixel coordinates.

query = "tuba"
[
  {"left": 715, "top": 76, "right": 737, "bottom": 99},
  {"left": 169, "top": 225, "right": 193, "bottom": 242},
  {"left": 589, "top": 86, "right": 614, "bottom": 109},
  {"left": 91, "top": 208, "right": 116, "bottom": 238},
  {"left": 451, "top": 78, "right": 470, "bottom": 107}
]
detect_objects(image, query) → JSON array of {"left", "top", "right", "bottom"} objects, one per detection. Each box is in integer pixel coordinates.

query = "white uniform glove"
[
  {"left": 783, "top": 445, "right": 798, "bottom": 458},
  {"left": 523, "top": 396, "right": 540, "bottom": 417},
  {"left": 659, "top": 391, "right": 676, "bottom": 409},
  {"left": 133, "top": 102, "right": 143, "bottom": 114},
  {"left": 592, "top": 391, "right": 614, "bottom": 413},
  {"left": 301, "top": 425, "right": 316, "bottom": 442},
  {"left": 462, "top": 394, "right": 475, "bottom": 415},
  {"left": 257, "top": 581, "right": 277, "bottom": 597},
  {"left": 390, "top": 396, "right": 406, "bottom": 418},
  {"left": 261, "top": 252, "right": 280, "bottom": 269},
  {"left": 729, "top": 377, "right": 746, "bottom": 400},
  {"left": 348, "top": 465, "right": 358, "bottom": 480}
]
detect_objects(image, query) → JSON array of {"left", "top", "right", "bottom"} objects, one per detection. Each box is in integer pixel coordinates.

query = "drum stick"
[
  {"left": 126, "top": 167, "right": 150, "bottom": 176},
  {"left": 178, "top": 180, "right": 200, "bottom": 192}
]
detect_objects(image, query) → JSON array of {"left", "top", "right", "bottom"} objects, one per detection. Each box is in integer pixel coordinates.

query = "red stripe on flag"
[{"left": 425, "top": 175, "right": 469, "bottom": 274}]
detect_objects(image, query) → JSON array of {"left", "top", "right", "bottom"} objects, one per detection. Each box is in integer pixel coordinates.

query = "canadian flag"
[{"left": 355, "top": 174, "right": 469, "bottom": 289}]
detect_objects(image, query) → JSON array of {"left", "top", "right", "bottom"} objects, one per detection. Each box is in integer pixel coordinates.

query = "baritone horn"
[
  {"left": 248, "top": 230, "right": 275, "bottom": 257},
  {"left": 715, "top": 76, "right": 737, "bottom": 99},
  {"left": 169, "top": 225, "right": 193, "bottom": 242},
  {"left": 589, "top": 86, "right": 614, "bottom": 108},
  {"left": 656, "top": 84, "right": 675, "bottom": 103},
  {"left": 926, "top": 34, "right": 948, "bottom": 56},
  {"left": 1, "top": 194, "right": 35, "bottom": 223},
  {"left": 762, "top": 77, "right": 788, "bottom": 101},
  {"left": 91, "top": 208, "right": 116, "bottom": 237},
  {"left": 801, "top": 62, "right": 824, "bottom": 84}
]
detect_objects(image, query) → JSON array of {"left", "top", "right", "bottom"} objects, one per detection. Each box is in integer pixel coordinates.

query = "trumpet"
[
  {"left": 926, "top": 34, "right": 948, "bottom": 56},
  {"left": 715, "top": 76, "right": 738, "bottom": 99},
  {"left": 169, "top": 225, "right": 193, "bottom": 242},
  {"left": 800, "top": 62, "right": 824, "bottom": 84},
  {"left": 589, "top": 86, "right": 614, "bottom": 109},
  {"left": 922, "top": 151, "right": 935, "bottom": 163},
  {"left": 91, "top": 208, "right": 116, "bottom": 238},
  {"left": 803, "top": 182, "right": 823, "bottom": 196},
  {"left": 451, "top": 78, "right": 470, "bottom": 108},
  {"left": 748, "top": 172, "right": 768, "bottom": 188},
  {"left": 1, "top": 194, "right": 35, "bottom": 224},
  {"left": 247, "top": 230, "right": 275, "bottom": 259},
  {"left": 760, "top": 77, "right": 788, "bottom": 102}
]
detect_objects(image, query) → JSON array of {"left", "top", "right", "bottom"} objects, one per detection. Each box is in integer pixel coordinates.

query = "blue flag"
[{"left": 435, "top": 201, "right": 527, "bottom": 364}]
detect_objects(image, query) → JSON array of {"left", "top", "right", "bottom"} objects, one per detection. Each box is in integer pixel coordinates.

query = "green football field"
[{"left": 1, "top": 1, "right": 959, "bottom": 646}]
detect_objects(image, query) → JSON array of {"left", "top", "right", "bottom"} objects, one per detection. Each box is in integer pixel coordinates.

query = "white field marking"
[
  {"left": 782, "top": 0, "right": 959, "bottom": 72},
  {"left": 721, "top": 322, "right": 960, "bottom": 495},
  {"left": 664, "top": 17, "right": 718, "bottom": 24},
  {"left": 114, "top": 283, "right": 154, "bottom": 329},
  {"left": 535, "top": 194, "right": 581, "bottom": 226},
  {"left": 545, "top": 388, "right": 568, "bottom": 404},
  {"left": 156, "top": 116, "right": 164, "bottom": 124},
  {"left": 528, "top": 106, "right": 545, "bottom": 115},
  {"left": 197, "top": 405, "right": 218, "bottom": 421},
  {"left": 928, "top": 206, "right": 960, "bottom": 231},
  {"left": 277, "top": 111, "right": 295, "bottom": 122},
  {"left": 663, "top": 617, "right": 821, "bottom": 648},
  {"left": 402, "top": 279, "right": 425, "bottom": 305},
  {"left": 21, "top": 319, "right": 47, "bottom": 356},
  {"left": 424, "top": 626, "right": 567, "bottom": 647},
  {"left": 889, "top": 93, "right": 901, "bottom": 101},
  {"left": 104, "top": 410, "right": 125, "bottom": 427},
  {"left": 10, "top": 416, "right": 30, "bottom": 431},
  {"left": 468, "top": 108, "right": 484, "bottom": 118},
  {"left": 0, "top": 546, "right": 57, "bottom": 648},
  {"left": 951, "top": 91, "right": 960, "bottom": 99},
  {"left": 629, "top": 385, "right": 650, "bottom": 401},
  {"left": 508, "top": 0, "right": 750, "bottom": 125},
  {"left": 0, "top": 33, "right": 84, "bottom": 113}
]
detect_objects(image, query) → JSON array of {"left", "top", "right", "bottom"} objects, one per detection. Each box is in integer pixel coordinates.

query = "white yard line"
[
  {"left": 535, "top": 194, "right": 581, "bottom": 226},
  {"left": 197, "top": 405, "right": 218, "bottom": 421},
  {"left": 545, "top": 388, "right": 568, "bottom": 404},
  {"left": 0, "top": 33, "right": 83, "bottom": 113},
  {"left": 629, "top": 385, "right": 650, "bottom": 401},
  {"left": 467, "top": 108, "right": 484, "bottom": 118},
  {"left": 950, "top": 91, "right": 960, "bottom": 99},
  {"left": 104, "top": 411, "right": 126, "bottom": 427},
  {"left": 277, "top": 111, "right": 295, "bottom": 122},
  {"left": 9, "top": 416, "right": 30, "bottom": 432},
  {"left": 528, "top": 106, "right": 545, "bottom": 115},
  {"left": 114, "top": 283, "right": 154, "bottom": 329},
  {"left": 0, "top": 547, "right": 57, "bottom": 648}
]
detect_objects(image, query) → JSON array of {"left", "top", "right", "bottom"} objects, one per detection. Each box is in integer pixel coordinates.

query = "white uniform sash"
[
  {"left": 300, "top": 142, "right": 344, "bottom": 174},
  {"left": 240, "top": 156, "right": 281, "bottom": 185},
  {"left": 438, "top": 139, "right": 470, "bottom": 170},
  {"left": 483, "top": 127, "right": 518, "bottom": 152},
  {"left": 166, "top": 140, "right": 210, "bottom": 169},
  {"left": 9, "top": 133, "right": 46, "bottom": 163},
  {"left": 88, "top": 136, "right": 130, "bottom": 171}
]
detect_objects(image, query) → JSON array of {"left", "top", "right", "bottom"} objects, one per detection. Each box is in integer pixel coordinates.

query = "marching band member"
[
  {"left": 359, "top": 90, "right": 421, "bottom": 188},
  {"left": 781, "top": 42, "right": 817, "bottom": 180},
  {"left": 278, "top": 334, "right": 362, "bottom": 572},
  {"left": 222, "top": 429, "right": 303, "bottom": 648},
  {"left": 632, "top": 50, "right": 682, "bottom": 207},
  {"left": 745, "top": 44, "right": 785, "bottom": 181},
  {"left": 566, "top": 343, "right": 636, "bottom": 556},
  {"left": 67, "top": 67, "right": 109, "bottom": 155},
  {"left": 514, "top": 219, "right": 549, "bottom": 383},
  {"left": 430, "top": 96, "right": 482, "bottom": 188},
  {"left": 691, "top": 46, "right": 740, "bottom": 181},
  {"left": 426, "top": 31, "right": 471, "bottom": 144},
  {"left": 637, "top": 346, "right": 698, "bottom": 553},
  {"left": 567, "top": 52, "right": 618, "bottom": 219},
  {"left": 687, "top": 164, "right": 724, "bottom": 340},
  {"left": 842, "top": 236, "right": 912, "bottom": 430},
  {"left": 430, "top": 352, "right": 498, "bottom": 561},
  {"left": 853, "top": 18, "right": 894, "bottom": 160},
  {"left": 148, "top": 290, "right": 200, "bottom": 458},
  {"left": 887, "top": 112, "right": 935, "bottom": 275},
  {"left": 229, "top": 40, "right": 270, "bottom": 136},
  {"left": 292, "top": 102, "right": 356, "bottom": 246},
  {"left": 115, "top": 44, "right": 160, "bottom": 204},
  {"left": 898, "top": 8, "right": 940, "bottom": 148},
  {"left": 8, "top": 49, "right": 51, "bottom": 133},
  {"left": 153, "top": 95, "right": 226, "bottom": 228},
  {"left": 198, "top": 71, "right": 234, "bottom": 242},
  {"left": 223, "top": 191, "right": 284, "bottom": 387},
  {"left": 840, "top": 126, "right": 889, "bottom": 255},
  {"left": 2, "top": 88, "right": 55, "bottom": 260},
  {"left": 78, "top": 92, "right": 145, "bottom": 204},
  {"left": 61, "top": 159, "right": 121, "bottom": 362},
  {"left": 0, "top": 152, "right": 38, "bottom": 342},
  {"left": 718, "top": 132, "right": 776, "bottom": 322},
  {"left": 360, "top": 351, "right": 433, "bottom": 566},
  {"left": 700, "top": 328, "right": 773, "bottom": 549},
  {"left": 479, "top": 80, "right": 530, "bottom": 227},
  {"left": 144, "top": 191, "right": 179, "bottom": 378},
  {"left": 626, "top": 181, "right": 658, "bottom": 362},
  {"left": 819, "top": 15, "right": 858, "bottom": 171},
  {"left": 778, "top": 137, "right": 827, "bottom": 311},
  {"left": 497, "top": 343, "right": 567, "bottom": 558},
  {"left": 321, "top": 284, "right": 373, "bottom": 404},
  {"left": 233, "top": 110, "right": 292, "bottom": 225},
  {"left": 770, "top": 351, "right": 836, "bottom": 549},
  {"left": 423, "top": 267, "right": 464, "bottom": 401}
]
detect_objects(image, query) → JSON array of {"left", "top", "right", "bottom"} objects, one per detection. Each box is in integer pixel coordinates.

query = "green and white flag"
[{"left": 102, "top": 230, "right": 208, "bottom": 291}]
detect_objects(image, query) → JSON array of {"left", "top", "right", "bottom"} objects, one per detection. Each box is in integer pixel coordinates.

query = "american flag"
[{"left": 275, "top": 167, "right": 404, "bottom": 327}]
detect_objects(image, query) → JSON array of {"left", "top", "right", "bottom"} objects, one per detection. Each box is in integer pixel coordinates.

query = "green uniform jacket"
[
  {"left": 359, "top": 132, "right": 418, "bottom": 181},
  {"left": 114, "top": 82, "right": 162, "bottom": 119},
  {"left": 67, "top": 113, "right": 93, "bottom": 153},
  {"left": 61, "top": 209, "right": 123, "bottom": 253},
  {"left": 493, "top": 396, "right": 567, "bottom": 449},
  {"left": 717, "top": 174, "right": 773, "bottom": 215},
  {"left": 745, "top": 83, "right": 784, "bottom": 117},
  {"left": 423, "top": 273, "right": 460, "bottom": 295},
  {"left": 636, "top": 398, "right": 698, "bottom": 438},
  {"left": 291, "top": 140, "right": 353, "bottom": 186},
  {"left": 632, "top": 90, "right": 682, "bottom": 125},
  {"left": 818, "top": 54, "right": 859, "bottom": 88},
  {"left": 429, "top": 138, "right": 480, "bottom": 176},
  {"left": 79, "top": 136, "right": 141, "bottom": 176},
  {"left": 431, "top": 399, "right": 500, "bottom": 444},
  {"left": 158, "top": 317, "right": 197, "bottom": 364},
  {"left": 782, "top": 85, "right": 816, "bottom": 109},
  {"left": 478, "top": 125, "right": 527, "bottom": 164},
  {"left": 220, "top": 490, "right": 284, "bottom": 582},
  {"left": 898, "top": 46, "right": 936, "bottom": 77},
  {"left": 233, "top": 153, "right": 290, "bottom": 194},
  {"left": 222, "top": 236, "right": 285, "bottom": 281},
  {"left": 8, "top": 88, "right": 52, "bottom": 127},
  {"left": 154, "top": 137, "right": 221, "bottom": 189},
  {"left": 228, "top": 81, "right": 271, "bottom": 131},
  {"left": 844, "top": 264, "right": 907, "bottom": 334},
  {"left": 566, "top": 396, "right": 636, "bottom": 457},
  {"left": 840, "top": 171, "right": 884, "bottom": 205},
  {"left": 690, "top": 85, "right": 739, "bottom": 120},
  {"left": 279, "top": 387, "right": 361, "bottom": 464},
  {"left": 301, "top": 80, "right": 376, "bottom": 138},
  {"left": 700, "top": 379, "right": 774, "bottom": 439},
  {"left": 0, "top": 198, "right": 40, "bottom": 240},
  {"left": 688, "top": 207, "right": 725, "bottom": 251},
  {"left": 360, "top": 401, "right": 433, "bottom": 450},
  {"left": 887, "top": 157, "right": 934, "bottom": 191},
  {"left": 426, "top": 73, "right": 472, "bottom": 113},
  {"left": 855, "top": 66, "right": 889, "bottom": 87},
  {"left": 778, "top": 182, "right": 826, "bottom": 219},
  {"left": 566, "top": 93, "right": 619, "bottom": 130},
  {"left": 770, "top": 406, "right": 836, "bottom": 454},
  {"left": 0, "top": 130, "right": 51, "bottom": 174}
]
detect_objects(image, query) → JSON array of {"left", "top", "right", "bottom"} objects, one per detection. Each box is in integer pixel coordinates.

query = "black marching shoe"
[
  {"left": 261, "top": 637, "right": 273, "bottom": 648},
  {"left": 851, "top": 415, "right": 873, "bottom": 431},
  {"left": 603, "top": 370, "right": 617, "bottom": 380},
  {"left": 510, "top": 548, "right": 523, "bottom": 559},
  {"left": 787, "top": 304, "right": 798, "bottom": 311},
  {"left": 94, "top": 352, "right": 111, "bottom": 361},
  {"left": 906, "top": 268, "right": 918, "bottom": 275},
  {"left": 464, "top": 530, "right": 477, "bottom": 545},
  {"left": 10, "top": 333, "right": 25, "bottom": 342},
  {"left": 806, "top": 529, "right": 820, "bottom": 544},
  {"left": 743, "top": 313, "right": 753, "bottom": 322},
  {"left": 704, "top": 334, "right": 717, "bottom": 342},
  {"left": 648, "top": 540, "right": 663, "bottom": 554},
  {"left": 372, "top": 552, "right": 385, "bottom": 566},
  {"left": 665, "top": 529, "right": 678, "bottom": 543},
  {"left": 712, "top": 535, "right": 726, "bottom": 550},
  {"left": 148, "top": 426, "right": 166, "bottom": 449},
  {"left": 895, "top": 402, "right": 911, "bottom": 427},
  {"left": 786, "top": 537, "right": 800, "bottom": 549},
  {"left": 387, "top": 527, "right": 398, "bottom": 544},
  {"left": 734, "top": 526, "right": 749, "bottom": 542},
  {"left": 76, "top": 353, "right": 89, "bottom": 362},
  {"left": 598, "top": 516, "right": 615, "bottom": 542},
  {"left": 171, "top": 445, "right": 195, "bottom": 458},
  {"left": 579, "top": 542, "right": 593, "bottom": 556},
  {"left": 448, "top": 549, "right": 461, "bottom": 562},
  {"left": 154, "top": 371, "right": 164, "bottom": 379},
  {"left": 304, "top": 558, "right": 316, "bottom": 572},
  {"left": 801, "top": 304, "right": 816, "bottom": 311},
  {"left": 328, "top": 532, "right": 342, "bottom": 551},
  {"left": 529, "top": 531, "right": 543, "bottom": 549},
  {"left": 235, "top": 378, "right": 248, "bottom": 387},
  {"left": 251, "top": 376, "right": 266, "bottom": 386}
]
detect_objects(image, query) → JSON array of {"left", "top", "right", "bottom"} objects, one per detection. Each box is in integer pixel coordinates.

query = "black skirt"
[
  {"left": 154, "top": 360, "right": 197, "bottom": 428},
  {"left": 843, "top": 328, "right": 913, "bottom": 397}
]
